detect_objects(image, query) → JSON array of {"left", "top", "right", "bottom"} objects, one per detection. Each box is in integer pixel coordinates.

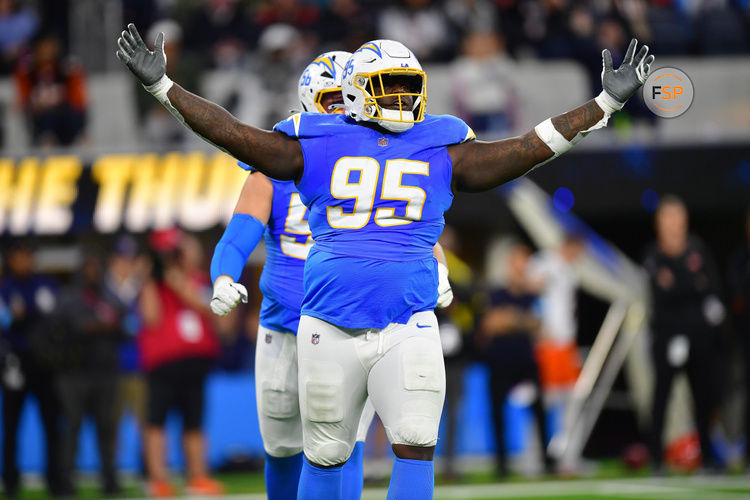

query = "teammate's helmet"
[
  {"left": 298, "top": 51, "right": 352, "bottom": 114},
  {"left": 342, "top": 40, "right": 426, "bottom": 133}
]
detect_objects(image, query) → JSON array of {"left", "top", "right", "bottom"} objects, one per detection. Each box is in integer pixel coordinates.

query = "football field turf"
[
  {"left": 215, "top": 476, "right": 750, "bottom": 499},
  {"left": 13, "top": 471, "right": 750, "bottom": 499}
]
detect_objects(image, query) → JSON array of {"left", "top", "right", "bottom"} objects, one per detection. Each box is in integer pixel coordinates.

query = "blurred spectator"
[
  {"left": 444, "top": 0, "right": 497, "bottom": 39},
  {"left": 137, "top": 228, "right": 223, "bottom": 497},
  {"left": 182, "top": 0, "right": 252, "bottom": 69},
  {"left": 122, "top": 0, "right": 161, "bottom": 38},
  {"left": 695, "top": 1, "right": 750, "bottom": 55},
  {"left": 377, "top": 0, "right": 456, "bottom": 62},
  {"left": 107, "top": 236, "right": 149, "bottom": 474},
  {"left": 436, "top": 226, "right": 477, "bottom": 480},
  {"left": 212, "top": 272, "right": 257, "bottom": 373},
  {"left": 0, "top": 243, "right": 63, "bottom": 497},
  {"left": 612, "top": 0, "right": 651, "bottom": 45},
  {"left": 728, "top": 209, "right": 750, "bottom": 467},
  {"left": 645, "top": 2, "right": 693, "bottom": 55},
  {"left": 527, "top": 236, "right": 584, "bottom": 455},
  {"left": 252, "top": 23, "right": 308, "bottom": 126},
  {"left": 478, "top": 242, "right": 552, "bottom": 477},
  {"left": 451, "top": 30, "right": 519, "bottom": 140},
  {"left": 139, "top": 19, "right": 199, "bottom": 146},
  {"left": 567, "top": 4, "right": 601, "bottom": 95},
  {"left": 54, "top": 250, "right": 126, "bottom": 496},
  {"left": 643, "top": 195, "right": 725, "bottom": 473},
  {"left": 0, "top": 0, "right": 38, "bottom": 75},
  {"left": 13, "top": 33, "right": 87, "bottom": 147},
  {"left": 253, "top": 0, "right": 320, "bottom": 33},
  {"left": 494, "top": 0, "right": 528, "bottom": 57},
  {"left": 315, "top": 0, "right": 375, "bottom": 52},
  {"left": 531, "top": 0, "right": 576, "bottom": 59}
]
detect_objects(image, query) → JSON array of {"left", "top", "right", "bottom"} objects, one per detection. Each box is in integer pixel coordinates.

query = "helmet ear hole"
[{"left": 346, "top": 94, "right": 357, "bottom": 102}]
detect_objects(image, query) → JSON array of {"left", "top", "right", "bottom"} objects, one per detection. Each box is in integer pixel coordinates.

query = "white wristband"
[
  {"left": 144, "top": 74, "right": 174, "bottom": 104},
  {"left": 438, "top": 262, "right": 449, "bottom": 280},
  {"left": 213, "top": 274, "right": 234, "bottom": 292},
  {"left": 595, "top": 90, "right": 624, "bottom": 115},
  {"left": 534, "top": 118, "right": 573, "bottom": 155}
]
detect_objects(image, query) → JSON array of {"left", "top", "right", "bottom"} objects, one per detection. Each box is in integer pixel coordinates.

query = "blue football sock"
[
  {"left": 342, "top": 441, "right": 365, "bottom": 500},
  {"left": 387, "top": 457, "right": 434, "bottom": 500},
  {"left": 265, "top": 452, "right": 303, "bottom": 500},
  {"left": 297, "top": 456, "right": 343, "bottom": 500}
]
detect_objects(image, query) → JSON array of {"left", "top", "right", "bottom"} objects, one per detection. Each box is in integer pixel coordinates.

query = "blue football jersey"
[
  {"left": 273, "top": 112, "right": 474, "bottom": 329},
  {"left": 238, "top": 165, "right": 313, "bottom": 334}
]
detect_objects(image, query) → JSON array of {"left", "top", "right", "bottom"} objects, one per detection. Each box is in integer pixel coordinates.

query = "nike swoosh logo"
[{"left": 416, "top": 323, "right": 430, "bottom": 329}]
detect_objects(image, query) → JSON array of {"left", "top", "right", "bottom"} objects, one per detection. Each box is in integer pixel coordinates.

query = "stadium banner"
[{"left": 0, "top": 152, "right": 249, "bottom": 235}]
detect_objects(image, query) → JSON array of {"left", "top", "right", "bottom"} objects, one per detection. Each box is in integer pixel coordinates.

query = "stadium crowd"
[{"left": 1, "top": 0, "right": 750, "bottom": 147}]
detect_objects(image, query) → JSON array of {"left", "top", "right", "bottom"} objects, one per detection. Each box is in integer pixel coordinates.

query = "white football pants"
[{"left": 297, "top": 311, "right": 446, "bottom": 466}]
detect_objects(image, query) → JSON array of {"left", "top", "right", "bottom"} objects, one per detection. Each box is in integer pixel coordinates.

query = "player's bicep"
[
  {"left": 233, "top": 172, "right": 273, "bottom": 224},
  {"left": 448, "top": 133, "right": 552, "bottom": 192},
  {"left": 232, "top": 126, "right": 304, "bottom": 182}
]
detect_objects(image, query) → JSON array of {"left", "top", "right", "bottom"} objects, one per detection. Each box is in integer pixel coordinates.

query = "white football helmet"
[
  {"left": 342, "top": 40, "right": 426, "bottom": 133},
  {"left": 298, "top": 51, "right": 352, "bottom": 114}
]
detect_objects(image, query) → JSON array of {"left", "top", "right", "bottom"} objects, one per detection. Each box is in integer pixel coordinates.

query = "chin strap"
[{"left": 377, "top": 108, "right": 415, "bottom": 132}]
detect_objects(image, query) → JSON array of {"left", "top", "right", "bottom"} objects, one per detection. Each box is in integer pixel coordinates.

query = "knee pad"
[
  {"left": 261, "top": 382, "right": 298, "bottom": 419},
  {"left": 303, "top": 361, "right": 344, "bottom": 423},
  {"left": 389, "top": 399, "right": 442, "bottom": 447}
]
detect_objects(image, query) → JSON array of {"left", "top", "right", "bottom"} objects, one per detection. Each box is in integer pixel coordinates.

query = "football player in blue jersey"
[
  {"left": 206, "top": 51, "right": 451, "bottom": 500},
  {"left": 118, "top": 25, "right": 654, "bottom": 500}
]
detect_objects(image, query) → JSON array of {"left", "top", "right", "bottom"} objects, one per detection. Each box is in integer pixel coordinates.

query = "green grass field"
[{"left": 11, "top": 465, "right": 750, "bottom": 499}]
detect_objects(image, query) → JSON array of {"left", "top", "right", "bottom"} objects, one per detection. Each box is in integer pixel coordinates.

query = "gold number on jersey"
[{"left": 327, "top": 157, "right": 429, "bottom": 229}]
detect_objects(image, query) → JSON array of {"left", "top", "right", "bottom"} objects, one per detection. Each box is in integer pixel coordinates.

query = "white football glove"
[
  {"left": 437, "top": 262, "right": 453, "bottom": 309},
  {"left": 210, "top": 275, "right": 248, "bottom": 316}
]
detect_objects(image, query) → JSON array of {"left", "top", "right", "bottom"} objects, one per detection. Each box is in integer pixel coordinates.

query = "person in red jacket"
[{"left": 137, "top": 228, "right": 223, "bottom": 497}]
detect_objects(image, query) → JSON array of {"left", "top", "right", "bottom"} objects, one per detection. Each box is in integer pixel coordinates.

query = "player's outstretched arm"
[
  {"left": 116, "top": 23, "right": 303, "bottom": 181},
  {"left": 450, "top": 38, "right": 654, "bottom": 192}
]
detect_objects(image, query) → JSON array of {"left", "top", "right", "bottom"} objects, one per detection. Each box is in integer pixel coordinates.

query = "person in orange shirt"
[
  {"left": 527, "top": 236, "right": 585, "bottom": 457},
  {"left": 13, "top": 34, "right": 86, "bottom": 146}
]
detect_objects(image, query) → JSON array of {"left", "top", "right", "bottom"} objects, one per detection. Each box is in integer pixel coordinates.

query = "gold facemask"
[
  {"left": 314, "top": 87, "right": 345, "bottom": 114},
  {"left": 354, "top": 68, "right": 427, "bottom": 124}
]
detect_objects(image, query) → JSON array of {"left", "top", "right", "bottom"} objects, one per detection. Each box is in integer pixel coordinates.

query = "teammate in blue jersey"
[
  {"left": 118, "top": 25, "right": 654, "bottom": 499},
  {"left": 207, "top": 52, "right": 454, "bottom": 499}
]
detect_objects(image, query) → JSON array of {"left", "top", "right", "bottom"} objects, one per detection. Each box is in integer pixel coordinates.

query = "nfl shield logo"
[
  {"left": 311, "top": 333, "right": 320, "bottom": 345},
  {"left": 378, "top": 137, "right": 388, "bottom": 147},
  {"left": 265, "top": 333, "right": 272, "bottom": 344}
]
